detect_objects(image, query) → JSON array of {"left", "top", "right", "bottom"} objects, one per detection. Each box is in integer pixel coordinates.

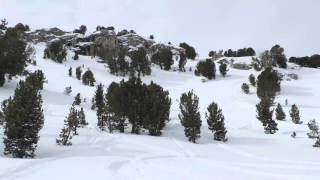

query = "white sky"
[{"left": 1, "top": 0, "right": 319, "bottom": 58}]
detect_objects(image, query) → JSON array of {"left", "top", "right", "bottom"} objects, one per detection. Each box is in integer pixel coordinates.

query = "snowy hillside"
[{"left": 1, "top": 41, "right": 320, "bottom": 180}]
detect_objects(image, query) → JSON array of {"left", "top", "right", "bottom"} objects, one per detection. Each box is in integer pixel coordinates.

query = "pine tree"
[
  {"left": 143, "top": 82, "right": 171, "bottom": 136},
  {"left": 64, "top": 86, "right": 72, "bottom": 95},
  {"left": 0, "top": 28, "right": 27, "bottom": 86},
  {"left": 270, "top": 44, "right": 287, "bottom": 69},
  {"left": 26, "top": 70, "right": 46, "bottom": 90},
  {"left": 91, "top": 97, "right": 96, "bottom": 110},
  {"left": 179, "top": 90, "right": 201, "bottom": 143},
  {"left": 82, "top": 69, "right": 96, "bottom": 86},
  {"left": 0, "top": 18, "right": 8, "bottom": 30},
  {"left": 68, "top": 67, "right": 72, "bottom": 77},
  {"left": 178, "top": 53, "right": 187, "bottom": 72},
  {"left": 78, "top": 108, "right": 88, "bottom": 127},
  {"left": 43, "top": 40, "right": 67, "bottom": 63},
  {"left": 3, "top": 79, "right": 44, "bottom": 158},
  {"left": 95, "top": 84, "right": 105, "bottom": 130},
  {"left": 195, "top": 59, "right": 216, "bottom": 80},
  {"left": 76, "top": 66, "right": 82, "bottom": 80},
  {"left": 241, "top": 83, "right": 250, "bottom": 94},
  {"left": 125, "top": 77, "right": 148, "bottom": 134},
  {"left": 0, "top": 108, "right": 4, "bottom": 125},
  {"left": 219, "top": 63, "right": 228, "bottom": 77},
  {"left": 74, "top": 93, "right": 81, "bottom": 106},
  {"left": 249, "top": 74, "right": 256, "bottom": 86},
  {"left": 206, "top": 102, "right": 227, "bottom": 142},
  {"left": 70, "top": 106, "right": 79, "bottom": 135},
  {"left": 129, "top": 47, "right": 151, "bottom": 76},
  {"left": 257, "top": 67, "right": 281, "bottom": 100},
  {"left": 179, "top": 42, "right": 196, "bottom": 60},
  {"left": 307, "top": 120, "right": 319, "bottom": 139},
  {"left": 105, "top": 81, "right": 127, "bottom": 133},
  {"left": 275, "top": 103, "right": 286, "bottom": 121},
  {"left": 56, "top": 106, "right": 78, "bottom": 146},
  {"left": 151, "top": 48, "right": 173, "bottom": 71},
  {"left": 256, "top": 97, "right": 278, "bottom": 134},
  {"left": 290, "top": 104, "right": 302, "bottom": 124},
  {"left": 117, "top": 48, "right": 130, "bottom": 76},
  {"left": 313, "top": 138, "right": 320, "bottom": 147},
  {"left": 73, "top": 52, "right": 79, "bottom": 60},
  {"left": 252, "top": 57, "right": 263, "bottom": 71},
  {"left": 101, "top": 99, "right": 117, "bottom": 133}
]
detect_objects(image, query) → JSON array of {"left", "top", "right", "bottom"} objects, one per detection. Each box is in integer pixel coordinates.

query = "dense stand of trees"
[
  {"left": 0, "top": 27, "right": 27, "bottom": 86},
  {"left": 259, "top": 45, "right": 287, "bottom": 69},
  {"left": 93, "top": 77, "right": 171, "bottom": 136},
  {"left": 44, "top": 40, "right": 67, "bottom": 63},
  {"left": 224, "top": 48, "right": 256, "bottom": 57},
  {"left": 289, "top": 55, "right": 320, "bottom": 68}
]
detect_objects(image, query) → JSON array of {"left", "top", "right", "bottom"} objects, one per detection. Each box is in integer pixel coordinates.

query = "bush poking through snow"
[
  {"left": 82, "top": 69, "right": 96, "bottom": 86},
  {"left": 307, "top": 120, "right": 320, "bottom": 148},
  {"left": 249, "top": 74, "right": 256, "bottom": 86},
  {"left": 251, "top": 57, "right": 263, "bottom": 71},
  {"left": 290, "top": 104, "right": 303, "bottom": 124},
  {"left": 307, "top": 120, "right": 319, "bottom": 139},
  {"left": 68, "top": 67, "right": 72, "bottom": 77},
  {"left": 219, "top": 63, "right": 228, "bottom": 77},
  {"left": 78, "top": 108, "right": 88, "bottom": 127},
  {"left": 241, "top": 83, "right": 250, "bottom": 94},
  {"left": 275, "top": 103, "right": 286, "bottom": 121},
  {"left": 73, "top": 93, "right": 81, "bottom": 106},
  {"left": 76, "top": 66, "right": 82, "bottom": 80},
  {"left": 73, "top": 52, "right": 79, "bottom": 60},
  {"left": 64, "top": 86, "right": 72, "bottom": 95}
]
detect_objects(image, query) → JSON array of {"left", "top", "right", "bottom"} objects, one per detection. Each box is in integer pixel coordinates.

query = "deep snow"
[{"left": 0, "top": 44, "right": 320, "bottom": 180}]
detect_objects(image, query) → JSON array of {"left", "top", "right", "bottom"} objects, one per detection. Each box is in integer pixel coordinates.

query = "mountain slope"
[{"left": 0, "top": 43, "right": 320, "bottom": 180}]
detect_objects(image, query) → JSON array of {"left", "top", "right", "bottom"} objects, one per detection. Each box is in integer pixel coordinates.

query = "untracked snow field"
[{"left": 1, "top": 44, "right": 320, "bottom": 180}]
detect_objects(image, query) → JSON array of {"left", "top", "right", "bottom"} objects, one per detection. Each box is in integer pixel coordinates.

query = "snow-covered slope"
[{"left": 1, "top": 44, "right": 320, "bottom": 180}]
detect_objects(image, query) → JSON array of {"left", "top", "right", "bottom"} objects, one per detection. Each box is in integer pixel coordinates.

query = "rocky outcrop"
[
  {"left": 287, "top": 73, "right": 298, "bottom": 80},
  {"left": 231, "top": 63, "right": 252, "bottom": 70},
  {"left": 25, "top": 27, "right": 184, "bottom": 64},
  {"left": 25, "top": 27, "right": 69, "bottom": 43},
  {"left": 118, "top": 33, "right": 154, "bottom": 50}
]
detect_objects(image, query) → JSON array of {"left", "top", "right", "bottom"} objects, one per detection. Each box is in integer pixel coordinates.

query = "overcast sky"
[{"left": 1, "top": 0, "right": 319, "bottom": 58}]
